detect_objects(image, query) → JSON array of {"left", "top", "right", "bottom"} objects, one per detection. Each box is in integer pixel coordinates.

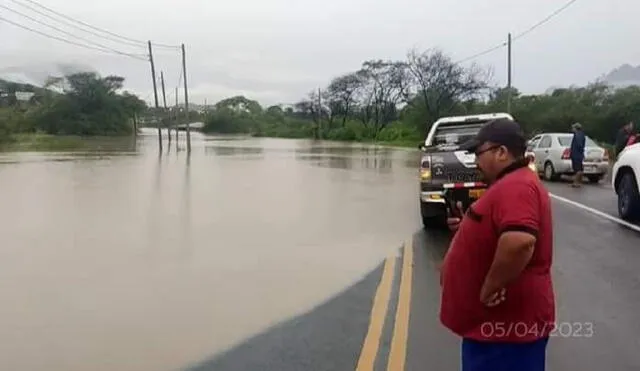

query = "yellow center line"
[
  {"left": 387, "top": 239, "right": 414, "bottom": 371},
  {"left": 355, "top": 255, "right": 396, "bottom": 371}
]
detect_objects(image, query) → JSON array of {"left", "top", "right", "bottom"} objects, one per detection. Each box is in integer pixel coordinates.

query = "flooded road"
[{"left": 0, "top": 130, "right": 421, "bottom": 371}]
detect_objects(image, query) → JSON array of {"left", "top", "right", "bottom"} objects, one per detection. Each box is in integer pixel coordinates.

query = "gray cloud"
[{"left": 1, "top": 0, "right": 639, "bottom": 106}]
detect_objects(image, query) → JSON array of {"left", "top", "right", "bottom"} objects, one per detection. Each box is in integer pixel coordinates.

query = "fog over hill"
[
  {"left": 0, "top": 62, "right": 95, "bottom": 88},
  {"left": 601, "top": 64, "right": 640, "bottom": 88}
]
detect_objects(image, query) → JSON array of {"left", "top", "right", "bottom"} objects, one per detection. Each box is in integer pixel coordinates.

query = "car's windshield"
[
  {"left": 432, "top": 122, "right": 486, "bottom": 146},
  {"left": 557, "top": 135, "right": 598, "bottom": 147}
]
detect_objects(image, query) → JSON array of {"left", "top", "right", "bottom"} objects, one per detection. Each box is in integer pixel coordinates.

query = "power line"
[
  {"left": 11, "top": 0, "right": 180, "bottom": 49},
  {"left": 7, "top": 0, "right": 146, "bottom": 49},
  {"left": 0, "top": 16, "right": 149, "bottom": 61},
  {"left": 512, "top": 0, "right": 579, "bottom": 41},
  {"left": 454, "top": 0, "right": 580, "bottom": 64},
  {"left": 0, "top": 4, "right": 148, "bottom": 60},
  {"left": 455, "top": 42, "right": 507, "bottom": 65}
]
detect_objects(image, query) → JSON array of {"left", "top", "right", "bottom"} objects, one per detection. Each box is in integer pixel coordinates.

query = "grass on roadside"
[{"left": 0, "top": 133, "right": 90, "bottom": 152}]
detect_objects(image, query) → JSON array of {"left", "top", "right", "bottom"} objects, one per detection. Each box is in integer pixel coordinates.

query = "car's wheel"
[
  {"left": 587, "top": 175, "right": 602, "bottom": 184},
  {"left": 617, "top": 172, "right": 640, "bottom": 221},
  {"left": 543, "top": 162, "right": 557, "bottom": 181}
]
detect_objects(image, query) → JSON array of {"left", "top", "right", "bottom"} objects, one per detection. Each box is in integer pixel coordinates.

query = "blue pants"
[
  {"left": 571, "top": 157, "right": 584, "bottom": 172},
  {"left": 461, "top": 337, "right": 549, "bottom": 371}
]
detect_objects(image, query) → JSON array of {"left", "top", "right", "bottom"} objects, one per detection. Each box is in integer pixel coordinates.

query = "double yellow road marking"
[
  {"left": 355, "top": 255, "right": 396, "bottom": 370},
  {"left": 356, "top": 239, "right": 414, "bottom": 371},
  {"left": 387, "top": 239, "right": 413, "bottom": 370}
]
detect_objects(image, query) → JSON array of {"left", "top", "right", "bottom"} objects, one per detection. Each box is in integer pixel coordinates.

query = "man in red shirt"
[{"left": 440, "top": 118, "right": 555, "bottom": 371}]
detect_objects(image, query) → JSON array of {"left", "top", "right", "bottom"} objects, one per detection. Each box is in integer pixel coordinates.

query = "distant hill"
[
  {"left": 601, "top": 64, "right": 640, "bottom": 88},
  {"left": 0, "top": 78, "right": 40, "bottom": 93}
]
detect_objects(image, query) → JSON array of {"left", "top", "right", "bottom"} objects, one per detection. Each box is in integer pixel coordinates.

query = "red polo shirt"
[{"left": 439, "top": 162, "right": 555, "bottom": 343}]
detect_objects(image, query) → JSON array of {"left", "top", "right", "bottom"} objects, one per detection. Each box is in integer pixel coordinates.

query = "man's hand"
[
  {"left": 446, "top": 201, "right": 465, "bottom": 232},
  {"left": 480, "top": 287, "right": 506, "bottom": 307},
  {"left": 481, "top": 231, "right": 536, "bottom": 307}
]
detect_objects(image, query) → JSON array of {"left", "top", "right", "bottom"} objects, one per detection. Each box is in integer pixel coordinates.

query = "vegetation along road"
[{"left": 2, "top": 48, "right": 639, "bottom": 151}]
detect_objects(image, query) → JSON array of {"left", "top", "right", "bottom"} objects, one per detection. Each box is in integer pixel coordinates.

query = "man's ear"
[{"left": 498, "top": 145, "right": 510, "bottom": 159}]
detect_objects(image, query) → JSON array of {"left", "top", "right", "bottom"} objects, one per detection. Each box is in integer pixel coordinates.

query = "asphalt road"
[{"left": 183, "top": 176, "right": 640, "bottom": 371}]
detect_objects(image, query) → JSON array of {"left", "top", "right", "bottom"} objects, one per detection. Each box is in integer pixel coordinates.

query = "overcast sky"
[{"left": 1, "top": 0, "right": 638, "bottom": 107}]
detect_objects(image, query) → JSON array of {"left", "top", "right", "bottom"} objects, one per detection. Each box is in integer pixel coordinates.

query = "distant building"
[
  {"left": 15, "top": 91, "right": 35, "bottom": 102},
  {"left": 0, "top": 91, "right": 36, "bottom": 107}
]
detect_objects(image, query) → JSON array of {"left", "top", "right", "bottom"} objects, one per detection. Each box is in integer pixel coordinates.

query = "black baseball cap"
[{"left": 459, "top": 118, "right": 527, "bottom": 156}]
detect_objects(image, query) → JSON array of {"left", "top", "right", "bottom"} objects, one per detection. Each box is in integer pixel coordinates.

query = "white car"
[
  {"left": 612, "top": 143, "right": 640, "bottom": 221},
  {"left": 527, "top": 132, "right": 610, "bottom": 183}
]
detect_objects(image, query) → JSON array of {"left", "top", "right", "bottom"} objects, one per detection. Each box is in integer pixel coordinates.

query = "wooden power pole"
[
  {"left": 148, "top": 41, "right": 162, "bottom": 150},
  {"left": 181, "top": 43, "right": 191, "bottom": 153},
  {"left": 175, "top": 87, "right": 179, "bottom": 142},
  {"left": 160, "top": 71, "right": 171, "bottom": 143},
  {"left": 507, "top": 33, "right": 512, "bottom": 114},
  {"left": 317, "top": 88, "right": 322, "bottom": 139}
]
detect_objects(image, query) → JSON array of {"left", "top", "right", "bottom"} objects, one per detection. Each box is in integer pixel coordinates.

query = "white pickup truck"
[
  {"left": 612, "top": 143, "right": 640, "bottom": 221},
  {"left": 418, "top": 112, "right": 536, "bottom": 229}
]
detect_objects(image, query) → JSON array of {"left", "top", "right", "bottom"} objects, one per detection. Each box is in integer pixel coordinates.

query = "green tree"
[{"left": 32, "top": 72, "right": 145, "bottom": 135}]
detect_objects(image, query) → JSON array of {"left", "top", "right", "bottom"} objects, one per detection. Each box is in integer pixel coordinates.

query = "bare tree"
[
  {"left": 325, "top": 72, "right": 364, "bottom": 126},
  {"left": 355, "top": 60, "right": 408, "bottom": 133},
  {"left": 404, "top": 48, "right": 492, "bottom": 128}
]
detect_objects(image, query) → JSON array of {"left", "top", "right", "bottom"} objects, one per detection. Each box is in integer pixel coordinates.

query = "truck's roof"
[
  {"left": 423, "top": 112, "right": 515, "bottom": 146},
  {"left": 433, "top": 112, "right": 513, "bottom": 125}
]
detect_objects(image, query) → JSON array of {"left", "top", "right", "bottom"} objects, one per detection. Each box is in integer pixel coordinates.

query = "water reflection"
[
  {"left": 296, "top": 153, "right": 395, "bottom": 173},
  {"left": 204, "top": 146, "right": 265, "bottom": 157},
  {"left": 293, "top": 141, "right": 395, "bottom": 157},
  {"left": 404, "top": 151, "right": 422, "bottom": 169},
  {"left": 0, "top": 134, "right": 421, "bottom": 371},
  {"left": 182, "top": 153, "right": 193, "bottom": 258},
  {"left": 202, "top": 135, "right": 250, "bottom": 142}
]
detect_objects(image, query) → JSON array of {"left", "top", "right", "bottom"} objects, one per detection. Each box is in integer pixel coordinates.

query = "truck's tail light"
[
  {"left": 561, "top": 148, "right": 571, "bottom": 159},
  {"left": 420, "top": 155, "right": 431, "bottom": 180},
  {"left": 603, "top": 149, "right": 609, "bottom": 161}
]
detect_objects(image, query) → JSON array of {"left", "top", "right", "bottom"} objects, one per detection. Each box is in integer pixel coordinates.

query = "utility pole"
[
  {"left": 181, "top": 43, "right": 191, "bottom": 153},
  {"left": 133, "top": 113, "right": 138, "bottom": 135},
  {"left": 160, "top": 71, "right": 170, "bottom": 144},
  {"left": 317, "top": 87, "right": 322, "bottom": 139},
  {"left": 148, "top": 41, "right": 162, "bottom": 150},
  {"left": 507, "top": 33, "right": 512, "bottom": 114},
  {"left": 175, "top": 87, "right": 179, "bottom": 142}
]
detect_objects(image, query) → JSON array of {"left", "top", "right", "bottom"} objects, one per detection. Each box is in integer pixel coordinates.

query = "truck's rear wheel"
[{"left": 420, "top": 202, "right": 446, "bottom": 229}]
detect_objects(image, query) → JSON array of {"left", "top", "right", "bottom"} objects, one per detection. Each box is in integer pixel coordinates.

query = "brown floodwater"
[{"left": 0, "top": 129, "right": 421, "bottom": 371}]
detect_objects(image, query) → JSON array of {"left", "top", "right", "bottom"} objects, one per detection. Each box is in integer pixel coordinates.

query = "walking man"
[
  {"left": 570, "top": 123, "right": 586, "bottom": 187},
  {"left": 441, "top": 118, "right": 555, "bottom": 371}
]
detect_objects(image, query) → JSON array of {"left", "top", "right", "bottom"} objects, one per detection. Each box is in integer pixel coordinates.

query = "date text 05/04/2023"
[{"left": 480, "top": 322, "right": 595, "bottom": 339}]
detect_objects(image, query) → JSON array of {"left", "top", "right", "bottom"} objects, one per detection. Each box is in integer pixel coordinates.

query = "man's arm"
[
  {"left": 615, "top": 130, "right": 627, "bottom": 155},
  {"left": 481, "top": 182, "right": 539, "bottom": 303},
  {"left": 481, "top": 232, "right": 536, "bottom": 301},
  {"left": 579, "top": 133, "right": 586, "bottom": 153}
]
